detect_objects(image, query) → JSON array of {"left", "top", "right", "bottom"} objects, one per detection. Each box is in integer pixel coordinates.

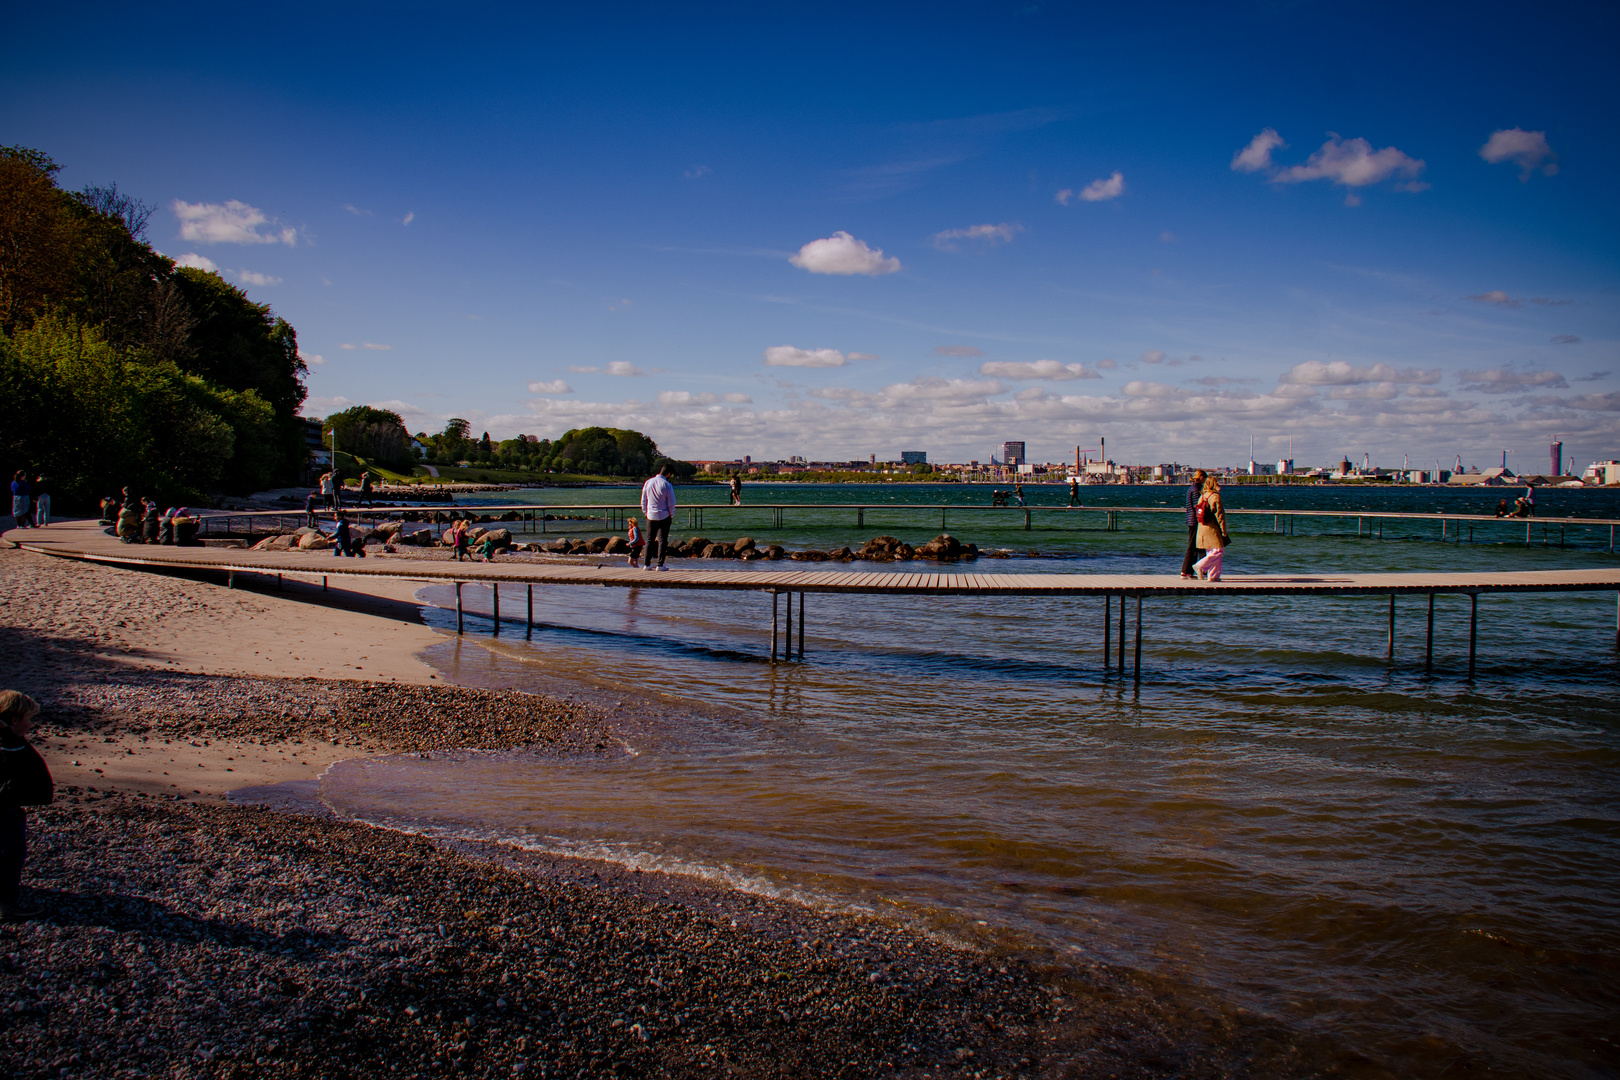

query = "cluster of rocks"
[{"left": 530, "top": 534, "right": 985, "bottom": 563}]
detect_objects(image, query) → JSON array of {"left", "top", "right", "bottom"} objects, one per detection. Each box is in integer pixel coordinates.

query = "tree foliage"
[
  {"left": 416, "top": 423, "right": 694, "bottom": 478},
  {"left": 322, "top": 405, "right": 412, "bottom": 471},
  {"left": 0, "top": 145, "right": 309, "bottom": 506}
]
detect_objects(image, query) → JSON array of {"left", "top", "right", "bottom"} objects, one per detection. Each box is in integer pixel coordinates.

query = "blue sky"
[{"left": 4, "top": 1, "right": 1617, "bottom": 470}]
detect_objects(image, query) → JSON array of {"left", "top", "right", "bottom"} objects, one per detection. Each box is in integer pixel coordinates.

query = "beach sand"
[{"left": 0, "top": 540, "right": 1322, "bottom": 1078}]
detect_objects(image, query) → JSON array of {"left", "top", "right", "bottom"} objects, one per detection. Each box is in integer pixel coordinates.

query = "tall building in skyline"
[
  {"left": 1551, "top": 441, "right": 1563, "bottom": 477},
  {"left": 901, "top": 451, "right": 927, "bottom": 465},
  {"left": 1001, "top": 441, "right": 1025, "bottom": 466}
]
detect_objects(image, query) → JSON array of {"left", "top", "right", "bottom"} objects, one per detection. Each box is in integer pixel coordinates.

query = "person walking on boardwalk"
[
  {"left": 30, "top": 476, "right": 50, "bottom": 527},
  {"left": 730, "top": 473, "right": 742, "bottom": 506},
  {"left": 359, "top": 470, "right": 374, "bottom": 508},
  {"left": 640, "top": 463, "right": 676, "bottom": 571},
  {"left": 1014, "top": 482, "right": 1026, "bottom": 507},
  {"left": 1523, "top": 483, "right": 1536, "bottom": 517},
  {"left": 8, "top": 472, "right": 31, "bottom": 530},
  {"left": 319, "top": 470, "right": 336, "bottom": 512},
  {"left": 1180, "top": 469, "right": 1208, "bottom": 578},
  {"left": 0, "top": 690, "right": 53, "bottom": 921},
  {"left": 1068, "top": 477, "right": 1080, "bottom": 507},
  {"left": 1191, "top": 476, "right": 1230, "bottom": 582}
]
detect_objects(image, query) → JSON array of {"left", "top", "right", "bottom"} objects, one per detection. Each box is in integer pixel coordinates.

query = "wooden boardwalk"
[{"left": 10, "top": 520, "right": 1620, "bottom": 682}]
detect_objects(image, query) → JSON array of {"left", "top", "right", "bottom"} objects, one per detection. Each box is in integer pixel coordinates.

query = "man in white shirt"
[{"left": 639, "top": 464, "right": 676, "bottom": 570}]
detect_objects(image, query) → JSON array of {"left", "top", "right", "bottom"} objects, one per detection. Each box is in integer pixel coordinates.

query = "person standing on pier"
[
  {"left": 1180, "top": 469, "right": 1208, "bottom": 578},
  {"left": 1523, "top": 483, "right": 1536, "bottom": 517},
  {"left": 30, "top": 476, "right": 49, "bottom": 527},
  {"left": 1068, "top": 477, "right": 1080, "bottom": 507},
  {"left": 730, "top": 473, "right": 742, "bottom": 506},
  {"left": 641, "top": 464, "right": 676, "bottom": 571},
  {"left": 1192, "top": 477, "right": 1229, "bottom": 582},
  {"left": 8, "top": 472, "right": 31, "bottom": 530}
]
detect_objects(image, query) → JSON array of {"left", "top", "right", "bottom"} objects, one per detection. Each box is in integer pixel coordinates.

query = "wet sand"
[{"left": 0, "top": 541, "right": 1326, "bottom": 1078}]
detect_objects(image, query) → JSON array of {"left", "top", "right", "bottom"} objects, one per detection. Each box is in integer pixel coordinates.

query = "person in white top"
[{"left": 639, "top": 464, "right": 676, "bottom": 570}]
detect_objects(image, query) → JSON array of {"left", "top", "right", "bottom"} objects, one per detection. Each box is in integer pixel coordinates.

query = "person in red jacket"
[{"left": 0, "top": 690, "right": 53, "bottom": 921}]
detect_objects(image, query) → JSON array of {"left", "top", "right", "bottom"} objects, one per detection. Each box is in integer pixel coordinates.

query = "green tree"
[{"left": 324, "top": 405, "right": 412, "bottom": 471}]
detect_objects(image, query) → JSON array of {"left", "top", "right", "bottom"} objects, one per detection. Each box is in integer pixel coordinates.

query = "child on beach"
[
  {"left": 451, "top": 520, "right": 471, "bottom": 562},
  {"left": 626, "top": 516, "right": 644, "bottom": 567},
  {"left": 0, "top": 690, "right": 53, "bottom": 921}
]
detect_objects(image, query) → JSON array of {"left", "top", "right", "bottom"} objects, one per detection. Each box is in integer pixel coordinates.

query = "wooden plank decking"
[{"left": 10, "top": 521, "right": 1620, "bottom": 598}]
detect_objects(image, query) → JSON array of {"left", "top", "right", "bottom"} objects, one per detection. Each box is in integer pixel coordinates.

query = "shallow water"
[{"left": 317, "top": 488, "right": 1620, "bottom": 1077}]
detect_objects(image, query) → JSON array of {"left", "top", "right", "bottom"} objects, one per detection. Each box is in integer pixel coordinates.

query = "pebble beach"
[{"left": 0, "top": 542, "right": 1325, "bottom": 1078}]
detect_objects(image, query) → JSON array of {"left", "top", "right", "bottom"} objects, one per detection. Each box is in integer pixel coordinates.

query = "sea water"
[{"left": 312, "top": 485, "right": 1620, "bottom": 1077}]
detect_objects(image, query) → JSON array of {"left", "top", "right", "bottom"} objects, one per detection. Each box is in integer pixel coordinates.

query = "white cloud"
[
  {"left": 299, "top": 351, "right": 326, "bottom": 366},
  {"left": 342, "top": 204, "right": 370, "bottom": 216},
  {"left": 684, "top": 165, "right": 711, "bottom": 179},
  {"left": 1055, "top": 171, "right": 1126, "bottom": 205},
  {"left": 172, "top": 199, "right": 297, "bottom": 245},
  {"left": 657, "top": 391, "right": 755, "bottom": 406},
  {"left": 763, "top": 346, "right": 847, "bottom": 368},
  {"left": 401, "top": 211, "right": 415, "bottom": 226},
  {"left": 1456, "top": 368, "right": 1568, "bottom": 393},
  {"left": 931, "top": 223, "right": 1023, "bottom": 249},
  {"left": 979, "top": 359, "right": 1101, "bottom": 381},
  {"left": 1272, "top": 135, "right": 1427, "bottom": 192},
  {"left": 788, "top": 231, "right": 901, "bottom": 276},
  {"left": 174, "top": 252, "right": 219, "bottom": 272},
  {"left": 1551, "top": 335, "right": 1581, "bottom": 345},
  {"left": 1122, "top": 380, "right": 1187, "bottom": 399},
  {"left": 933, "top": 345, "right": 984, "bottom": 357},
  {"left": 1097, "top": 357, "right": 1118, "bottom": 370},
  {"left": 568, "top": 361, "right": 646, "bottom": 376},
  {"left": 527, "top": 380, "right": 574, "bottom": 394},
  {"left": 1080, "top": 171, "right": 1125, "bottom": 202},
  {"left": 235, "top": 269, "right": 282, "bottom": 286},
  {"left": 1566, "top": 392, "right": 1620, "bottom": 411},
  {"left": 846, "top": 352, "right": 880, "bottom": 362},
  {"left": 1159, "top": 231, "right": 1179, "bottom": 243},
  {"left": 1232, "top": 129, "right": 1286, "bottom": 173},
  {"left": 1280, "top": 360, "right": 1440, "bottom": 385},
  {"left": 1139, "top": 350, "right": 1205, "bottom": 367},
  {"left": 338, "top": 343, "right": 393, "bottom": 351},
  {"left": 1467, "top": 291, "right": 1570, "bottom": 309},
  {"left": 1479, "top": 128, "right": 1558, "bottom": 179}
]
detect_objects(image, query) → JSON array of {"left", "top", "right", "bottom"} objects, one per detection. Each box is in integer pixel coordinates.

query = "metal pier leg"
[
  {"left": 798, "top": 592, "right": 805, "bottom": 659},
  {"left": 1133, "top": 594, "right": 1143, "bottom": 689},
  {"left": 1103, "top": 594, "right": 1111, "bottom": 672},
  {"left": 1117, "top": 591, "right": 1126, "bottom": 671},
  {"left": 1388, "top": 594, "right": 1395, "bottom": 661},
  {"left": 1025, "top": 509, "right": 1031, "bottom": 531},
  {"left": 322, "top": 576, "right": 328, "bottom": 592},
  {"left": 1425, "top": 593, "right": 1434, "bottom": 672},
  {"left": 527, "top": 585, "right": 533, "bottom": 639},
  {"left": 785, "top": 591, "right": 793, "bottom": 659},
  {"left": 857, "top": 508, "right": 863, "bottom": 528},
  {"left": 228, "top": 571, "right": 235, "bottom": 589},
  {"left": 277, "top": 574, "right": 282, "bottom": 591},
  {"left": 1468, "top": 593, "right": 1477, "bottom": 679},
  {"left": 1526, "top": 521, "right": 1532, "bottom": 545},
  {"left": 770, "top": 590, "right": 779, "bottom": 662},
  {"left": 456, "top": 582, "right": 464, "bottom": 635},
  {"left": 492, "top": 583, "right": 499, "bottom": 636}
]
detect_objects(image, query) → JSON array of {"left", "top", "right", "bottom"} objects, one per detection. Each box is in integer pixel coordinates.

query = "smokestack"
[{"left": 1551, "top": 440, "right": 1563, "bottom": 477}]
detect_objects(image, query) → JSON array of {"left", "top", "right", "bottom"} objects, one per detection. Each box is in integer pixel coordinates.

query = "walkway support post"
[
  {"left": 1117, "top": 591, "right": 1126, "bottom": 672},
  {"left": 456, "top": 582, "right": 464, "bottom": 635},
  {"left": 798, "top": 592, "right": 805, "bottom": 659},
  {"left": 1103, "top": 594, "right": 1111, "bottom": 673},
  {"left": 227, "top": 570, "right": 235, "bottom": 590},
  {"left": 770, "top": 590, "right": 779, "bottom": 662},
  {"left": 1425, "top": 593, "right": 1434, "bottom": 672},
  {"left": 785, "top": 591, "right": 793, "bottom": 659},
  {"left": 1133, "top": 594, "right": 1143, "bottom": 689},
  {"left": 527, "top": 584, "right": 533, "bottom": 640},
  {"left": 1388, "top": 594, "right": 1395, "bottom": 661},
  {"left": 1468, "top": 593, "right": 1478, "bottom": 679},
  {"left": 492, "top": 583, "right": 499, "bottom": 636}
]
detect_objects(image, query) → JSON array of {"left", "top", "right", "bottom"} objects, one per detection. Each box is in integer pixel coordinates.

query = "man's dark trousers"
[{"left": 1180, "top": 525, "right": 1203, "bottom": 576}]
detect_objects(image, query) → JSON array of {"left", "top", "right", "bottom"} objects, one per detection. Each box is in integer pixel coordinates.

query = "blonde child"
[
  {"left": 1191, "top": 477, "right": 1229, "bottom": 581},
  {"left": 626, "top": 516, "right": 644, "bottom": 568}
]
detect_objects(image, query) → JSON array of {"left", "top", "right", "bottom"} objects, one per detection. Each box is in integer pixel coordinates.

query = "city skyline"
[{"left": 4, "top": 1, "right": 1616, "bottom": 467}]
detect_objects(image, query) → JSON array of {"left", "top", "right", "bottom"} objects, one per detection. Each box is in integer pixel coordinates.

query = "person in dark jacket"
[
  {"left": 333, "top": 513, "right": 354, "bottom": 557},
  {"left": 0, "top": 690, "right": 52, "bottom": 921},
  {"left": 142, "top": 502, "right": 162, "bottom": 544},
  {"left": 1180, "top": 469, "right": 1208, "bottom": 578},
  {"left": 9, "top": 472, "right": 31, "bottom": 530}
]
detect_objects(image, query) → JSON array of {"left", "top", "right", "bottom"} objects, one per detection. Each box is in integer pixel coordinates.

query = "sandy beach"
[{"left": 0, "top": 538, "right": 1322, "bottom": 1078}]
